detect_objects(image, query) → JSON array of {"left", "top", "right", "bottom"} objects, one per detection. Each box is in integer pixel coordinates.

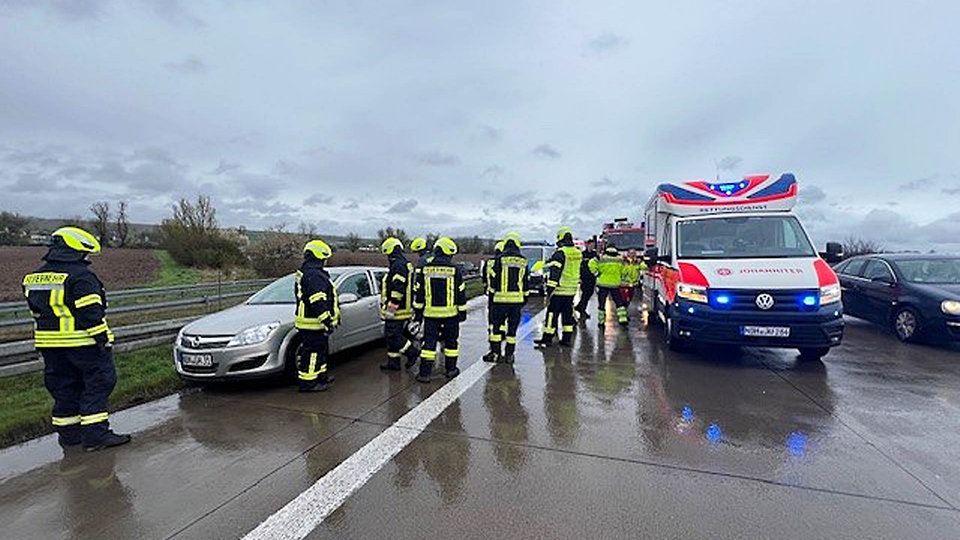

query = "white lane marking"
[{"left": 243, "top": 308, "right": 542, "bottom": 540}]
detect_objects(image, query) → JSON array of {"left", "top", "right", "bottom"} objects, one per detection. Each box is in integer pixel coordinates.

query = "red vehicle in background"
[{"left": 598, "top": 218, "right": 646, "bottom": 252}]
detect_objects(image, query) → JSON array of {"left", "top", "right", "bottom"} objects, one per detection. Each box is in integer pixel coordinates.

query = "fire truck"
[{"left": 598, "top": 218, "right": 646, "bottom": 252}]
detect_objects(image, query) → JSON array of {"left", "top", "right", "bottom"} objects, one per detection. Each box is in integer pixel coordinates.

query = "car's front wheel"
[{"left": 892, "top": 307, "right": 922, "bottom": 342}]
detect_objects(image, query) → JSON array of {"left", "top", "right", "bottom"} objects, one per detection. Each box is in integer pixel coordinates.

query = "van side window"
[{"left": 659, "top": 219, "right": 673, "bottom": 264}]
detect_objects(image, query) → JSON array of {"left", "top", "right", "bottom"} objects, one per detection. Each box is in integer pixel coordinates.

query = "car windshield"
[
  {"left": 678, "top": 215, "right": 816, "bottom": 259},
  {"left": 895, "top": 259, "right": 960, "bottom": 284},
  {"left": 520, "top": 247, "right": 548, "bottom": 261},
  {"left": 604, "top": 231, "right": 644, "bottom": 250},
  {"left": 247, "top": 271, "right": 343, "bottom": 304}
]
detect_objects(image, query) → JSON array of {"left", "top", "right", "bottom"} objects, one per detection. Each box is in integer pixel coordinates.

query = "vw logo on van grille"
[{"left": 755, "top": 293, "right": 775, "bottom": 310}]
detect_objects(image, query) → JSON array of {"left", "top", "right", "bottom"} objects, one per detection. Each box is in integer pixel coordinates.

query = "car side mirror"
[
  {"left": 339, "top": 292, "right": 359, "bottom": 305},
  {"left": 822, "top": 241, "right": 844, "bottom": 264},
  {"left": 643, "top": 247, "right": 659, "bottom": 264}
]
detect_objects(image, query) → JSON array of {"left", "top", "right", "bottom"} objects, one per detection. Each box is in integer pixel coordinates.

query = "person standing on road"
[
  {"left": 620, "top": 248, "right": 643, "bottom": 305},
  {"left": 535, "top": 227, "right": 582, "bottom": 348},
  {"left": 481, "top": 241, "right": 505, "bottom": 339},
  {"left": 575, "top": 238, "right": 598, "bottom": 321},
  {"left": 590, "top": 246, "right": 628, "bottom": 326},
  {"left": 483, "top": 233, "right": 528, "bottom": 364},
  {"left": 22, "top": 227, "right": 131, "bottom": 451},
  {"left": 413, "top": 237, "right": 467, "bottom": 382},
  {"left": 378, "top": 237, "right": 420, "bottom": 371},
  {"left": 294, "top": 240, "right": 340, "bottom": 392}
]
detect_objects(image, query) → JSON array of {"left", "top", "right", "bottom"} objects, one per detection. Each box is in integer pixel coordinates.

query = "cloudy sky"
[{"left": 1, "top": 0, "right": 958, "bottom": 250}]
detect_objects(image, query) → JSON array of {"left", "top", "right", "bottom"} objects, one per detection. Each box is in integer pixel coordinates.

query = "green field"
[{"left": 0, "top": 345, "right": 183, "bottom": 449}]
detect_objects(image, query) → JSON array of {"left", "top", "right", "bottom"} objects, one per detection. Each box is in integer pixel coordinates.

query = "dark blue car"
[{"left": 835, "top": 254, "right": 960, "bottom": 342}]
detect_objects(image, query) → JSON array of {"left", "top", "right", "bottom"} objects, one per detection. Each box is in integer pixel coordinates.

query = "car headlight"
[
  {"left": 227, "top": 322, "right": 280, "bottom": 347},
  {"left": 942, "top": 300, "right": 960, "bottom": 316},
  {"left": 820, "top": 284, "right": 841, "bottom": 305},
  {"left": 677, "top": 283, "right": 707, "bottom": 303}
]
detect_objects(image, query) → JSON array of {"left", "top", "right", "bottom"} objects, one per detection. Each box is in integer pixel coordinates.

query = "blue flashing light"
[
  {"left": 715, "top": 294, "right": 731, "bottom": 305},
  {"left": 709, "top": 291, "right": 733, "bottom": 309},
  {"left": 706, "top": 423, "right": 722, "bottom": 444},
  {"left": 681, "top": 406, "right": 694, "bottom": 422},
  {"left": 787, "top": 431, "right": 807, "bottom": 457},
  {"left": 797, "top": 292, "right": 819, "bottom": 310}
]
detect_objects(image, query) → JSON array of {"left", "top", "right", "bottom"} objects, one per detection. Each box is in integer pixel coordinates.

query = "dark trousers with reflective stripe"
[
  {"left": 575, "top": 277, "right": 596, "bottom": 313},
  {"left": 42, "top": 345, "right": 117, "bottom": 441},
  {"left": 384, "top": 319, "right": 417, "bottom": 365},
  {"left": 298, "top": 330, "right": 330, "bottom": 387},
  {"left": 489, "top": 303, "right": 523, "bottom": 355},
  {"left": 597, "top": 286, "right": 628, "bottom": 323},
  {"left": 420, "top": 316, "right": 460, "bottom": 374},
  {"left": 543, "top": 294, "right": 575, "bottom": 342}
]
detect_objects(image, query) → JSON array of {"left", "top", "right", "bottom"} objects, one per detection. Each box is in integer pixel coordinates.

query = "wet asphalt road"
[{"left": 1, "top": 298, "right": 960, "bottom": 539}]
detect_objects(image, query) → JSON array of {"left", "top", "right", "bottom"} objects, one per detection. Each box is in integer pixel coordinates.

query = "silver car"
[{"left": 174, "top": 266, "right": 388, "bottom": 381}]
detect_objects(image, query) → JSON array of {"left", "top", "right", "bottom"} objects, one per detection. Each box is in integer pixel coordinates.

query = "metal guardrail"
[{"left": 0, "top": 279, "right": 272, "bottom": 328}]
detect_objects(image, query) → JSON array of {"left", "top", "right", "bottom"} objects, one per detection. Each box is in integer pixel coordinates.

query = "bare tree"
[
  {"left": 90, "top": 201, "right": 111, "bottom": 247},
  {"left": 843, "top": 236, "right": 885, "bottom": 257},
  {"left": 376, "top": 227, "right": 409, "bottom": 245},
  {"left": 345, "top": 232, "right": 363, "bottom": 252},
  {"left": 115, "top": 201, "right": 130, "bottom": 247}
]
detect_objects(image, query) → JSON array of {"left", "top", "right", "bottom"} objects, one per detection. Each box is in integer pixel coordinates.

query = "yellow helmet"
[
  {"left": 381, "top": 237, "right": 403, "bottom": 255},
  {"left": 410, "top": 237, "right": 428, "bottom": 253},
  {"left": 556, "top": 226, "right": 573, "bottom": 243},
  {"left": 52, "top": 227, "right": 101, "bottom": 254},
  {"left": 494, "top": 241, "right": 505, "bottom": 253},
  {"left": 303, "top": 239, "right": 332, "bottom": 260},
  {"left": 503, "top": 232, "right": 521, "bottom": 249},
  {"left": 434, "top": 237, "right": 458, "bottom": 256}
]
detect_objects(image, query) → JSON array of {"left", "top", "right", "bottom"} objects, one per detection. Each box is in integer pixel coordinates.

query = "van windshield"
[{"left": 677, "top": 215, "right": 816, "bottom": 259}]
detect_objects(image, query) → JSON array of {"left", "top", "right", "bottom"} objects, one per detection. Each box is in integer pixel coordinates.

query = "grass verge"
[
  {"left": 0, "top": 345, "right": 183, "bottom": 449},
  {"left": 152, "top": 250, "right": 257, "bottom": 287}
]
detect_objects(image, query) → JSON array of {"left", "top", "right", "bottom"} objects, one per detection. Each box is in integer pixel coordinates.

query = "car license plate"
[
  {"left": 742, "top": 326, "right": 790, "bottom": 338},
  {"left": 181, "top": 353, "right": 213, "bottom": 367}
]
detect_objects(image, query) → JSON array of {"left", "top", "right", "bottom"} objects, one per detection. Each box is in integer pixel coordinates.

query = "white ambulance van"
[{"left": 641, "top": 173, "right": 845, "bottom": 360}]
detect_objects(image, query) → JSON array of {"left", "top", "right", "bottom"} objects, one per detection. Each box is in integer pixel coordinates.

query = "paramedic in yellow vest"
[
  {"left": 589, "top": 246, "right": 629, "bottom": 326},
  {"left": 22, "top": 227, "right": 130, "bottom": 451},
  {"left": 535, "top": 227, "right": 582, "bottom": 347},
  {"left": 620, "top": 248, "right": 644, "bottom": 305},
  {"left": 295, "top": 240, "right": 340, "bottom": 392}
]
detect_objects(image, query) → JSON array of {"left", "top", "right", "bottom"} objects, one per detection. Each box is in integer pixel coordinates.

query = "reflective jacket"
[
  {"left": 621, "top": 259, "right": 645, "bottom": 287},
  {"left": 489, "top": 246, "right": 529, "bottom": 304},
  {"left": 380, "top": 253, "right": 414, "bottom": 321},
  {"left": 295, "top": 260, "right": 339, "bottom": 332},
  {"left": 589, "top": 256, "right": 624, "bottom": 289},
  {"left": 414, "top": 252, "right": 467, "bottom": 318},
  {"left": 23, "top": 255, "right": 114, "bottom": 349},
  {"left": 545, "top": 245, "right": 582, "bottom": 296}
]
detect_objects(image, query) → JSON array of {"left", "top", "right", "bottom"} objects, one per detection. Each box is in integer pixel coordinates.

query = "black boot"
[
  {"left": 404, "top": 349, "right": 419, "bottom": 370},
  {"left": 83, "top": 427, "right": 132, "bottom": 452},
  {"left": 380, "top": 358, "right": 402, "bottom": 371},
  {"left": 57, "top": 425, "right": 82, "bottom": 448},
  {"left": 482, "top": 346, "right": 500, "bottom": 363},
  {"left": 534, "top": 335, "right": 553, "bottom": 348},
  {"left": 445, "top": 358, "right": 460, "bottom": 378},
  {"left": 559, "top": 337, "right": 572, "bottom": 347},
  {"left": 416, "top": 361, "right": 434, "bottom": 383}
]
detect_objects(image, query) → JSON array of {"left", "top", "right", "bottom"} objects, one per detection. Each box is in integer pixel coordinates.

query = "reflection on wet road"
[{"left": 2, "top": 300, "right": 960, "bottom": 539}]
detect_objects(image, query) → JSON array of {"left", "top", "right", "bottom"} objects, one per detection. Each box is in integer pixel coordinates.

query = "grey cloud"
[
  {"left": 798, "top": 185, "right": 827, "bottom": 205},
  {"left": 481, "top": 165, "right": 504, "bottom": 178},
  {"left": 164, "top": 56, "right": 207, "bottom": 74},
  {"left": 386, "top": 199, "right": 418, "bottom": 214},
  {"left": 478, "top": 125, "right": 502, "bottom": 142},
  {"left": 0, "top": 0, "right": 105, "bottom": 21},
  {"left": 898, "top": 176, "right": 936, "bottom": 191},
  {"left": 416, "top": 152, "right": 460, "bottom": 167},
  {"left": 304, "top": 194, "right": 334, "bottom": 206},
  {"left": 211, "top": 159, "right": 240, "bottom": 175},
  {"left": 941, "top": 185, "right": 960, "bottom": 195},
  {"left": 591, "top": 177, "right": 616, "bottom": 187},
  {"left": 341, "top": 200, "right": 359, "bottom": 210},
  {"left": 716, "top": 156, "right": 743, "bottom": 171},
  {"left": 141, "top": 0, "right": 205, "bottom": 27},
  {"left": 586, "top": 33, "right": 627, "bottom": 55},
  {"left": 531, "top": 144, "right": 561, "bottom": 160}
]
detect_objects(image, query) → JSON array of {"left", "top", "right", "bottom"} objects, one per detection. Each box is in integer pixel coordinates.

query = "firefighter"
[
  {"left": 22, "top": 227, "right": 130, "bottom": 451},
  {"left": 480, "top": 241, "right": 505, "bottom": 333},
  {"left": 575, "top": 238, "right": 598, "bottom": 321},
  {"left": 378, "top": 237, "right": 419, "bottom": 371},
  {"left": 413, "top": 237, "right": 467, "bottom": 382},
  {"left": 589, "top": 246, "right": 628, "bottom": 326},
  {"left": 483, "top": 233, "right": 528, "bottom": 364},
  {"left": 535, "top": 227, "right": 582, "bottom": 348},
  {"left": 295, "top": 239, "right": 340, "bottom": 392}
]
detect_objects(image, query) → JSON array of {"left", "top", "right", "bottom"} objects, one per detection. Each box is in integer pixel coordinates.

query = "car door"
[
  {"left": 335, "top": 271, "right": 379, "bottom": 349},
  {"left": 837, "top": 258, "right": 868, "bottom": 316},
  {"left": 860, "top": 259, "right": 899, "bottom": 323},
  {"left": 368, "top": 270, "right": 388, "bottom": 341}
]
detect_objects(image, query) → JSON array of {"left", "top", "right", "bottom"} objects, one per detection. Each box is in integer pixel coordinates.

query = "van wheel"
[
  {"left": 798, "top": 347, "right": 829, "bottom": 361},
  {"left": 664, "top": 312, "right": 687, "bottom": 352},
  {"left": 892, "top": 307, "right": 921, "bottom": 342}
]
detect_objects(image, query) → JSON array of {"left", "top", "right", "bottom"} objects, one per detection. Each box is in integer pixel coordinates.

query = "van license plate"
[
  {"left": 181, "top": 353, "right": 213, "bottom": 367},
  {"left": 742, "top": 326, "right": 790, "bottom": 338}
]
